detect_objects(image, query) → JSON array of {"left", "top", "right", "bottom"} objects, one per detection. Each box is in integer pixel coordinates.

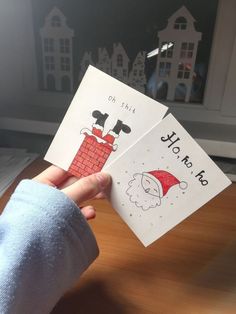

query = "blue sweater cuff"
[
  {"left": 7, "top": 179, "right": 99, "bottom": 266},
  {"left": 0, "top": 179, "right": 99, "bottom": 313}
]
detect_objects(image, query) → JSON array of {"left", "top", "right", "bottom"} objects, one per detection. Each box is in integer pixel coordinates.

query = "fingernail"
[{"left": 95, "top": 172, "right": 111, "bottom": 190}]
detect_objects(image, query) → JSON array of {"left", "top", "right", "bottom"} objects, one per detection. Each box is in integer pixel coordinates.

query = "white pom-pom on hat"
[{"left": 179, "top": 181, "right": 188, "bottom": 190}]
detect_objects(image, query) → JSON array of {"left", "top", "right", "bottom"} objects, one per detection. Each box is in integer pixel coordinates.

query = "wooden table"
[{"left": 1, "top": 159, "right": 236, "bottom": 314}]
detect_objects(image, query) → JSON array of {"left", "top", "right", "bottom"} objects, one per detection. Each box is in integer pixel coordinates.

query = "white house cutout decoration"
[
  {"left": 96, "top": 48, "right": 111, "bottom": 76},
  {"left": 79, "top": 52, "right": 94, "bottom": 82},
  {"left": 38, "top": 5, "right": 203, "bottom": 99},
  {"left": 40, "top": 7, "right": 74, "bottom": 93},
  {"left": 129, "top": 51, "right": 147, "bottom": 93},
  {"left": 155, "top": 6, "right": 202, "bottom": 102},
  {"left": 111, "top": 43, "right": 130, "bottom": 84}
]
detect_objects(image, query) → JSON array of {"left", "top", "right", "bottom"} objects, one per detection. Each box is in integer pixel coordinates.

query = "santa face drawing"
[{"left": 126, "top": 170, "right": 187, "bottom": 211}]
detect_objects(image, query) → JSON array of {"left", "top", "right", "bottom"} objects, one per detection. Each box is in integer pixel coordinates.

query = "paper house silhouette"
[
  {"left": 40, "top": 7, "right": 74, "bottom": 93},
  {"left": 96, "top": 48, "right": 111, "bottom": 76},
  {"left": 78, "top": 52, "right": 94, "bottom": 82},
  {"left": 129, "top": 51, "right": 147, "bottom": 93},
  {"left": 155, "top": 6, "right": 202, "bottom": 102},
  {"left": 111, "top": 43, "right": 130, "bottom": 84}
]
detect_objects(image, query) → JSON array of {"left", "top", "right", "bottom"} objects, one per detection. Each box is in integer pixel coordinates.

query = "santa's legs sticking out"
[{"left": 68, "top": 110, "right": 131, "bottom": 178}]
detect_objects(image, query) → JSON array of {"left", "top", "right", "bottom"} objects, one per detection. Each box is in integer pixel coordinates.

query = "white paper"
[
  {"left": 105, "top": 114, "right": 231, "bottom": 246},
  {"left": 45, "top": 66, "right": 167, "bottom": 177}
]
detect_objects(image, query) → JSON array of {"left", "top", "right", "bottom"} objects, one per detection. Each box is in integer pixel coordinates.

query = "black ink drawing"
[{"left": 126, "top": 170, "right": 188, "bottom": 211}]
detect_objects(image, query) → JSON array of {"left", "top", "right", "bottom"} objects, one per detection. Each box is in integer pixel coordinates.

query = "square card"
[
  {"left": 105, "top": 114, "right": 232, "bottom": 247},
  {"left": 45, "top": 65, "right": 167, "bottom": 177}
]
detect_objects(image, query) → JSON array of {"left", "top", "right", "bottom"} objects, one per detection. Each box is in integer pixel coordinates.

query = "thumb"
[{"left": 62, "top": 172, "right": 111, "bottom": 204}]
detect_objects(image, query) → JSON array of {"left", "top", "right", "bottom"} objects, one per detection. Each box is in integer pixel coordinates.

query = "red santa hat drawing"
[
  {"left": 126, "top": 170, "right": 188, "bottom": 210},
  {"left": 142, "top": 170, "right": 188, "bottom": 198}
]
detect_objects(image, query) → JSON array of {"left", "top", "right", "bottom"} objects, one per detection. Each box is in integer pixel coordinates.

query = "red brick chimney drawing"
[{"left": 68, "top": 110, "right": 131, "bottom": 178}]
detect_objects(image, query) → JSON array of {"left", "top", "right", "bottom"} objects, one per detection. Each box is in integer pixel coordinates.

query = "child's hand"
[{"left": 33, "top": 165, "right": 111, "bottom": 220}]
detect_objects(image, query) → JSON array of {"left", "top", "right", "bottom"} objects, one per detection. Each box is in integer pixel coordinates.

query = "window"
[
  {"left": 159, "top": 62, "right": 171, "bottom": 77},
  {"left": 180, "top": 42, "right": 194, "bottom": 58},
  {"left": 51, "top": 15, "right": 61, "bottom": 27},
  {"left": 117, "top": 54, "right": 123, "bottom": 67},
  {"left": 113, "top": 69, "right": 118, "bottom": 76},
  {"left": 60, "top": 39, "right": 70, "bottom": 53},
  {"left": 133, "top": 69, "right": 137, "bottom": 76},
  {"left": 45, "top": 56, "right": 55, "bottom": 71},
  {"left": 177, "top": 63, "right": 191, "bottom": 79},
  {"left": 160, "top": 42, "right": 174, "bottom": 58},
  {"left": 61, "top": 57, "right": 70, "bottom": 71},
  {"left": 123, "top": 69, "right": 127, "bottom": 76},
  {"left": 44, "top": 38, "right": 54, "bottom": 53},
  {"left": 174, "top": 16, "right": 187, "bottom": 30}
]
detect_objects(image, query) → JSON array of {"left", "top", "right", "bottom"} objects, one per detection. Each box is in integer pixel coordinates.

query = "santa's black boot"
[
  {"left": 92, "top": 110, "right": 109, "bottom": 138},
  {"left": 103, "top": 120, "right": 131, "bottom": 145}
]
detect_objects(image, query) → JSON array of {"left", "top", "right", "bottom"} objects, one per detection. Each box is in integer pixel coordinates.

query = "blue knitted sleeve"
[{"left": 0, "top": 180, "right": 99, "bottom": 314}]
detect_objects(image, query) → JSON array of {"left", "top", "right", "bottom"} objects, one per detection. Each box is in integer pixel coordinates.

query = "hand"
[{"left": 33, "top": 165, "right": 111, "bottom": 220}]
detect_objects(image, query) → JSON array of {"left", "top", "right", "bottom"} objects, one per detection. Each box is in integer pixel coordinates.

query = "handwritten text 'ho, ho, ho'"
[{"left": 161, "top": 131, "right": 208, "bottom": 186}]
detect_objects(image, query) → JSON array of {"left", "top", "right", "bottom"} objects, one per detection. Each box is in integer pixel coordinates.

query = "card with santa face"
[
  {"left": 45, "top": 65, "right": 167, "bottom": 178},
  {"left": 105, "top": 114, "right": 231, "bottom": 247}
]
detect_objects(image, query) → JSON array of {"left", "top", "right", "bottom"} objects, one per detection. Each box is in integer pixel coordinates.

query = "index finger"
[
  {"left": 62, "top": 172, "right": 111, "bottom": 204},
  {"left": 34, "top": 165, "right": 70, "bottom": 187}
]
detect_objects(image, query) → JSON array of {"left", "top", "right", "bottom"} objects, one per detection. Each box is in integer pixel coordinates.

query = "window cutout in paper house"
[
  {"left": 40, "top": 7, "right": 74, "bottom": 93},
  {"left": 155, "top": 6, "right": 202, "bottom": 103}
]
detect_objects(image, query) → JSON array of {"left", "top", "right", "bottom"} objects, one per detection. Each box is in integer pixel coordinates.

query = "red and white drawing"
[
  {"left": 126, "top": 170, "right": 188, "bottom": 211},
  {"left": 68, "top": 110, "right": 131, "bottom": 178}
]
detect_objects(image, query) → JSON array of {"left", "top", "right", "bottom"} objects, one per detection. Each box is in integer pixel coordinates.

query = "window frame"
[
  {"left": 60, "top": 57, "right": 70, "bottom": 72},
  {"left": 174, "top": 16, "right": 187, "bottom": 30},
  {"left": 117, "top": 54, "right": 123, "bottom": 67},
  {"left": 60, "top": 38, "right": 70, "bottom": 54},
  {"left": 159, "top": 61, "right": 171, "bottom": 78},
  {"left": 45, "top": 56, "right": 55, "bottom": 71},
  {"left": 51, "top": 15, "right": 61, "bottom": 27}
]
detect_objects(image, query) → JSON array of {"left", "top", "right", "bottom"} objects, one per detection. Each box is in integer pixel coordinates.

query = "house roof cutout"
[
  {"left": 45, "top": 7, "right": 67, "bottom": 26},
  {"left": 168, "top": 6, "right": 195, "bottom": 22},
  {"left": 112, "top": 43, "right": 130, "bottom": 61},
  {"left": 40, "top": 6, "right": 74, "bottom": 37},
  {"left": 167, "top": 6, "right": 196, "bottom": 31},
  {"left": 158, "top": 5, "right": 201, "bottom": 39}
]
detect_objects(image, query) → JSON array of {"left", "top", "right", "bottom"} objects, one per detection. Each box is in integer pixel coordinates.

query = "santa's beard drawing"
[
  {"left": 126, "top": 173, "right": 162, "bottom": 211},
  {"left": 126, "top": 170, "right": 188, "bottom": 211}
]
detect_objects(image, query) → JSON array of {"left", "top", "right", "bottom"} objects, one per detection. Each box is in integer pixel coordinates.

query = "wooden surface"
[{"left": 1, "top": 159, "right": 236, "bottom": 314}]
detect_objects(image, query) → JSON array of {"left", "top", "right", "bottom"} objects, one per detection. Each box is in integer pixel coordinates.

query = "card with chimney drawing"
[
  {"left": 105, "top": 114, "right": 231, "bottom": 246},
  {"left": 45, "top": 65, "right": 167, "bottom": 178}
]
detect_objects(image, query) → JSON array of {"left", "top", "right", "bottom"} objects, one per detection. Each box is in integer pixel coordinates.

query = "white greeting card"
[
  {"left": 105, "top": 114, "right": 231, "bottom": 247},
  {"left": 45, "top": 66, "right": 167, "bottom": 178}
]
